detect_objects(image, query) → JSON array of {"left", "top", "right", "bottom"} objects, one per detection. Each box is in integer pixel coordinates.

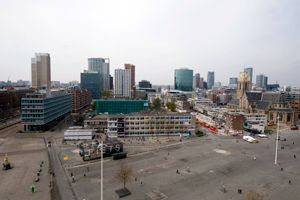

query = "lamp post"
[{"left": 275, "top": 116, "right": 280, "bottom": 164}]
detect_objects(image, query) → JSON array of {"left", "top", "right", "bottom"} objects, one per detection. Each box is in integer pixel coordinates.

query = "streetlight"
[{"left": 275, "top": 116, "right": 280, "bottom": 164}]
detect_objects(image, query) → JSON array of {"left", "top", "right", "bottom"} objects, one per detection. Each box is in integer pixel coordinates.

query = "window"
[{"left": 270, "top": 113, "right": 273, "bottom": 120}]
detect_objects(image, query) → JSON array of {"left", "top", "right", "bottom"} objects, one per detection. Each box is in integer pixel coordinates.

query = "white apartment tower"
[
  {"left": 114, "top": 69, "right": 131, "bottom": 98},
  {"left": 31, "top": 53, "right": 51, "bottom": 89}
]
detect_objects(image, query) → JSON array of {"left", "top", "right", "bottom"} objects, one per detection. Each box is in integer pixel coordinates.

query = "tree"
[
  {"left": 151, "top": 98, "right": 161, "bottom": 110},
  {"left": 166, "top": 102, "right": 176, "bottom": 111},
  {"left": 91, "top": 101, "right": 97, "bottom": 111},
  {"left": 114, "top": 162, "right": 133, "bottom": 192},
  {"left": 101, "top": 90, "right": 111, "bottom": 98},
  {"left": 242, "top": 190, "right": 264, "bottom": 200}
]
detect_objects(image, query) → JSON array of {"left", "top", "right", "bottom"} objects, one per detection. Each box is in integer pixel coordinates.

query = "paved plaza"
[{"left": 65, "top": 129, "right": 300, "bottom": 200}]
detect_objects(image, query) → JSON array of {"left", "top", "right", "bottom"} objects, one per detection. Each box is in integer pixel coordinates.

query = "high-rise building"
[
  {"left": 139, "top": 80, "right": 152, "bottom": 88},
  {"left": 229, "top": 77, "right": 238, "bottom": 85},
  {"left": 110, "top": 75, "right": 113, "bottom": 90},
  {"left": 200, "top": 77, "right": 204, "bottom": 88},
  {"left": 244, "top": 67, "right": 253, "bottom": 82},
  {"left": 31, "top": 53, "right": 51, "bottom": 89},
  {"left": 207, "top": 71, "right": 215, "bottom": 89},
  {"left": 256, "top": 74, "right": 268, "bottom": 89},
  {"left": 88, "top": 58, "right": 110, "bottom": 93},
  {"left": 236, "top": 72, "right": 252, "bottom": 98},
  {"left": 124, "top": 64, "right": 135, "bottom": 90},
  {"left": 81, "top": 71, "right": 101, "bottom": 99},
  {"left": 114, "top": 69, "right": 131, "bottom": 98},
  {"left": 193, "top": 73, "right": 200, "bottom": 90},
  {"left": 174, "top": 68, "right": 193, "bottom": 91}
]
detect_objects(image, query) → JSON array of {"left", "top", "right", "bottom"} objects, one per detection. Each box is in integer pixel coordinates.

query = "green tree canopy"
[
  {"left": 101, "top": 90, "right": 111, "bottom": 98},
  {"left": 91, "top": 101, "right": 97, "bottom": 111},
  {"left": 166, "top": 102, "right": 176, "bottom": 111},
  {"left": 151, "top": 98, "right": 161, "bottom": 110}
]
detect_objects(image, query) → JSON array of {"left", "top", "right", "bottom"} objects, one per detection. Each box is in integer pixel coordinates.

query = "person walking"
[
  {"left": 72, "top": 176, "right": 75, "bottom": 183},
  {"left": 71, "top": 172, "right": 73, "bottom": 177},
  {"left": 281, "top": 168, "right": 283, "bottom": 171},
  {"left": 140, "top": 181, "right": 143, "bottom": 186},
  {"left": 294, "top": 155, "right": 296, "bottom": 158},
  {"left": 289, "top": 180, "right": 291, "bottom": 185},
  {"left": 168, "top": 152, "right": 169, "bottom": 155},
  {"left": 176, "top": 170, "right": 179, "bottom": 174},
  {"left": 53, "top": 172, "right": 55, "bottom": 177},
  {"left": 87, "top": 167, "right": 89, "bottom": 172},
  {"left": 135, "top": 177, "right": 137, "bottom": 181},
  {"left": 84, "top": 174, "right": 86, "bottom": 178}
]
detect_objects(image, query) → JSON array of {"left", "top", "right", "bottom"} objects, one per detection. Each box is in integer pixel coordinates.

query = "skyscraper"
[
  {"left": 207, "top": 71, "right": 215, "bottom": 89},
  {"left": 124, "top": 64, "right": 135, "bottom": 89},
  {"left": 114, "top": 69, "right": 131, "bottom": 98},
  {"left": 256, "top": 74, "right": 268, "bottom": 89},
  {"left": 200, "top": 77, "right": 204, "bottom": 88},
  {"left": 88, "top": 58, "right": 110, "bottom": 93},
  {"left": 244, "top": 67, "right": 253, "bottom": 82},
  {"left": 174, "top": 68, "right": 193, "bottom": 91},
  {"left": 193, "top": 73, "right": 200, "bottom": 89},
  {"left": 31, "top": 53, "right": 51, "bottom": 89}
]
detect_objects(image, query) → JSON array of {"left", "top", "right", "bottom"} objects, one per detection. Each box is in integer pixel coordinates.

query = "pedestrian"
[
  {"left": 293, "top": 142, "right": 294, "bottom": 145},
  {"left": 140, "top": 181, "right": 142, "bottom": 186},
  {"left": 31, "top": 185, "right": 35, "bottom": 193},
  {"left": 71, "top": 172, "right": 73, "bottom": 177},
  {"left": 267, "top": 145, "right": 269, "bottom": 148},
  {"left": 254, "top": 156, "right": 256, "bottom": 160},
  {"left": 72, "top": 176, "right": 75, "bottom": 183},
  {"left": 135, "top": 177, "right": 137, "bottom": 181},
  {"left": 281, "top": 167, "right": 283, "bottom": 171},
  {"left": 294, "top": 155, "right": 296, "bottom": 158},
  {"left": 240, "top": 189, "right": 242, "bottom": 194},
  {"left": 53, "top": 172, "right": 55, "bottom": 177},
  {"left": 87, "top": 167, "right": 89, "bottom": 172},
  {"left": 168, "top": 152, "right": 169, "bottom": 155},
  {"left": 176, "top": 170, "right": 179, "bottom": 174},
  {"left": 238, "top": 189, "right": 241, "bottom": 194},
  {"left": 84, "top": 174, "right": 86, "bottom": 178},
  {"left": 289, "top": 180, "right": 291, "bottom": 185}
]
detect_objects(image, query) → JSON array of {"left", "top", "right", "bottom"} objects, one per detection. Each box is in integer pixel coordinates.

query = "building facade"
[
  {"left": 31, "top": 53, "right": 51, "bottom": 89},
  {"left": 207, "top": 71, "right": 215, "bottom": 89},
  {"left": 139, "top": 80, "right": 152, "bottom": 88},
  {"left": 226, "top": 114, "right": 245, "bottom": 131},
  {"left": 88, "top": 58, "right": 110, "bottom": 94},
  {"left": 96, "top": 100, "right": 149, "bottom": 114},
  {"left": 229, "top": 77, "right": 238, "bottom": 85},
  {"left": 256, "top": 74, "right": 268, "bottom": 89},
  {"left": 107, "top": 113, "right": 195, "bottom": 137},
  {"left": 193, "top": 73, "right": 200, "bottom": 90},
  {"left": 71, "top": 89, "right": 92, "bottom": 113},
  {"left": 21, "top": 90, "right": 71, "bottom": 131},
  {"left": 174, "top": 68, "right": 193, "bottom": 91},
  {"left": 244, "top": 67, "right": 253, "bottom": 82},
  {"left": 125, "top": 64, "right": 135, "bottom": 90},
  {"left": 81, "top": 71, "right": 101, "bottom": 99},
  {"left": 114, "top": 69, "right": 131, "bottom": 98}
]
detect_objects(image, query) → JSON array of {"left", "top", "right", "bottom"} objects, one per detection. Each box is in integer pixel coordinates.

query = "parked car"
[
  {"left": 50, "top": 129, "right": 55, "bottom": 132},
  {"left": 281, "top": 138, "right": 286, "bottom": 141},
  {"left": 16, "top": 130, "right": 23, "bottom": 133},
  {"left": 290, "top": 125, "right": 299, "bottom": 130}
]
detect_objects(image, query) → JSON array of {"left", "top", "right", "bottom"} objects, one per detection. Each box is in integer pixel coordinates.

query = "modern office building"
[
  {"left": 81, "top": 71, "right": 101, "bottom": 99},
  {"left": 174, "top": 68, "right": 193, "bottom": 91},
  {"left": 88, "top": 58, "right": 110, "bottom": 94},
  {"left": 21, "top": 90, "right": 71, "bottom": 131},
  {"left": 207, "top": 71, "right": 215, "bottom": 89},
  {"left": 71, "top": 89, "right": 92, "bottom": 113},
  {"left": 229, "top": 77, "right": 238, "bottom": 85},
  {"left": 110, "top": 75, "right": 113, "bottom": 90},
  {"left": 256, "top": 74, "right": 268, "bottom": 89},
  {"left": 244, "top": 67, "right": 253, "bottom": 82},
  {"left": 193, "top": 73, "right": 200, "bottom": 90},
  {"left": 107, "top": 113, "right": 195, "bottom": 137},
  {"left": 31, "top": 53, "right": 51, "bottom": 89},
  {"left": 125, "top": 64, "right": 135, "bottom": 90},
  {"left": 200, "top": 77, "right": 204, "bottom": 88},
  {"left": 139, "top": 80, "right": 152, "bottom": 88},
  {"left": 114, "top": 69, "right": 131, "bottom": 98},
  {"left": 96, "top": 100, "right": 149, "bottom": 114}
]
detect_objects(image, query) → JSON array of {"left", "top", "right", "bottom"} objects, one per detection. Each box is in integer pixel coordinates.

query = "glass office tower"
[
  {"left": 88, "top": 58, "right": 110, "bottom": 95},
  {"left": 207, "top": 71, "right": 215, "bottom": 89},
  {"left": 174, "top": 68, "right": 193, "bottom": 91}
]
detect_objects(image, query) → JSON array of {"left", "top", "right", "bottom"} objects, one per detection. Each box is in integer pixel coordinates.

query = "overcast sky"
[{"left": 0, "top": 0, "right": 300, "bottom": 87}]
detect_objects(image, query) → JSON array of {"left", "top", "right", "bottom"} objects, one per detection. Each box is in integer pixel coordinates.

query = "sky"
[{"left": 0, "top": 0, "right": 300, "bottom": 87}]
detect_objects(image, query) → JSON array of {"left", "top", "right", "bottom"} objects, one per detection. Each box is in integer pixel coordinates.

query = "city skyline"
[{"left": 1, "top": 1, "right": 300, "bottom": 87}]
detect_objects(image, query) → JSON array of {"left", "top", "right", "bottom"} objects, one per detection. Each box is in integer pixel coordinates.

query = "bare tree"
[
  {"left": 242, "top": 190, "right": 264, "bottom": 200},
  {"left": 114, "top": 162, "right": 133, "bottom": 192}
]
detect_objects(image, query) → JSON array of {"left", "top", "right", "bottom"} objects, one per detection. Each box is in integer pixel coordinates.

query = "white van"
[{"left": 243, "top": 136, "right": 250, "bottom": 141}]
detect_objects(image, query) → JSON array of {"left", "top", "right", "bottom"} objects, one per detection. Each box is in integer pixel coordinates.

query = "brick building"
[
  {"left": 71, "top": 89, "right": 92, "bottom": 114},
  {"left": 226, "top": 114, "right": 245, "bottom": 131}
]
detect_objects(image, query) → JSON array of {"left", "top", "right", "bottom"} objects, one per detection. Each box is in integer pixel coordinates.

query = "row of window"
[{"left": 109, "top": 117, "right": 191, "bottom": 121}]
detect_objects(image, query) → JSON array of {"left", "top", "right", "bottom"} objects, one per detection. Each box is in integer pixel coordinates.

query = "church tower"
[{"left": 236, "top": 72, "right": 252, "bottom": 98}]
